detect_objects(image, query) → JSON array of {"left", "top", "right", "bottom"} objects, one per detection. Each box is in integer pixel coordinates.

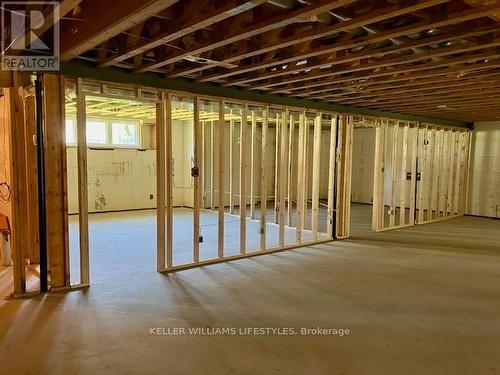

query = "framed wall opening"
[
  {"left": 64, "top": 79, "right": 160, "bottom": 286},
  {"left": 350, "top": 117, "right": 377, "bottom": 237}
]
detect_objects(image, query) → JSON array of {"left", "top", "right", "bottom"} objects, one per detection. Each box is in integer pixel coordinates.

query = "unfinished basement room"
[{"left": 0, "top": 0, "right": 499, "bottom": 374}]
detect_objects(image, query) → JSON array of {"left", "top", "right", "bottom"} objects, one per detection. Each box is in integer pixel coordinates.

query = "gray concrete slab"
[{"left": 0, "top": 206, "right": 499, "bottom": 374}]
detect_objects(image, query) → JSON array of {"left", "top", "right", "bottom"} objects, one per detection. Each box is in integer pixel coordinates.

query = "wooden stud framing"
[
  {"left": 218, "top": 100, "right": 225, "bottom": 258},
  {"left": 210, "top": 120, "right": 215, "bottom": 210},
  {"left": 434, "top": 128, "right": 445, "bottom": 218},
  {"left": 389, "top": 121, "right": 399, "bottom": 228},
  {"left": 296, "top": 111, "right": 306, "bottom": 242},
  {"left": 43, "top": 74, "right": 476, "bottom": 281},
  {"left": 229, "top": 116, "right": 235, "bottom": 214},
  {"left": 372, "top": 119, "right": 385, "bottom": 231},
  {"left": 60, "top": 75, "right": 71, "bottom": 287},
  {"left": 399, "top": 123, "right": 409, "bottom": 226},
  {"left": 443, "top": 130, "right": 454, "bottom": 216},
  {"left": 193, "top": 98, "right": 201, "bottom": 263},
  {"left": 336, "top": 114, "right": 353, "bottom": 238},
  {"left": 278, "top": 110, "right": 288, "bottom": 246},
  {"left": 326, "top": 114, "right": 337, "bottom": 238},
  {"left": 427, "top": 127, "right": 437, "bottom": 220},
  {"left": 453, "top": 132, "right": 463, "bottom": 215},
  {"left": 273, "top": 113, "right": 280, "bottom": 224},
  {"left": 201, "top": 120, "right": 205, "bottom": 210},
  {"left": 311, "top": 113, "right": 322, "bottom": 240},
  {"left": 156, "top": 92, "right": 166, "bottom": 271},
  {"left": 23, "top": 96, "right": 39, "bottom": 265},
  {"left": 165, "top": 93, "right": 173, "bottom": 268},
  {"left": 260, "top": 107, "right": 268, "bottom": 250},
  {"left": 42, "top": 74, "right": 71, "bottom": 289},
  {"left": 462, "top": 131, "right": 473, "bottom": 216},
  {"left": 302, "top": 114, "right": 310, "bottom": 231},
  {"left": 250, "top": 111, "right": 257, "bottom": 220},
  {"left": 417, "top": 124, "right": 428, "bottom": 223},
  {"left": 344, "top": 116, "right": 354, "bottom": 237},
  {"left": 447, "top": 130, "right": 459, "bottom": 216},
  {"left": 287, "top": 113, "right": 294, "bottom": 226},
  {"left": 8, "top": 75, "right": 27, "bottom": 294},
  {"left": 240, "top": 105, "right": 248, "bottom": 254},
  {"left": 76, "top": 78, "right": 89, "bottom": 284}
]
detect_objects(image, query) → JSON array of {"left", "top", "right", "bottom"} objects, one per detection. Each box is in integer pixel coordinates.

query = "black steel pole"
[{"left": 35, "top": 75, "right": 48, "bottom": 293}]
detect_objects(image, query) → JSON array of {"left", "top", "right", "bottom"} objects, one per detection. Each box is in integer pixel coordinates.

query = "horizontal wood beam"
[
  {"left": 244, "top": 27, "right": 500, "bottom": 90},
  {"left": 133, "top": 0, "right": 362, "bottom": 73},
  {"left": 60, "top": 0, "right": 179, "bottom": 61},
  {"left": 335, "top": 78, "right": 500, "bottom": 104},
  {"left": 99, "top": 0, "right": 265, "bottom": 68},
  {"left": 60, "top": 59, "right": 471, "bottom": 127},
  {"left": 294, "top": 55, "right": 500, "bottom": 97},
  {"left": 312, "top": 71, "right": 500, "bottom": 100},
  {"left": 199, "top": 1, "right": 500, "bottom": 84},
  {"left": 269, "top": 39, "right": 500, "bottom": 93}
]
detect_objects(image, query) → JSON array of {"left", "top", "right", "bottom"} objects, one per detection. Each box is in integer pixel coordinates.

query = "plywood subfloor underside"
[{"left": 1, "top": 207, "right": 499, "bottom": 374}]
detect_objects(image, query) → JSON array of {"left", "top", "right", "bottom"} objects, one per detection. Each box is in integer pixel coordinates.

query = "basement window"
[
  {"left": 64, "top": 117, "right": 143, "bottom": 149},
  {"left": 86, "top": 121, "right": 107, "bottom": 145},
  {"left": 65, "top": 119, "right": 76, "bottom": 145},
  {"left": 112, "top": 122, "right": 139, "bottom": 147}
]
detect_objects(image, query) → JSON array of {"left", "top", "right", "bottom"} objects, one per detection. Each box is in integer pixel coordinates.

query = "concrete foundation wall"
[{"left": 65, "top": 118, "right": 360, "bottom": 214}]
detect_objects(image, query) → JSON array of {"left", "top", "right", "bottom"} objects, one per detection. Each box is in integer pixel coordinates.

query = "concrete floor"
[
  {"left": 67, "top": 206, "right": 322, "bottom": 284},
  {"left": 1, "top": 206, "right": 499, "bottom": 374}
]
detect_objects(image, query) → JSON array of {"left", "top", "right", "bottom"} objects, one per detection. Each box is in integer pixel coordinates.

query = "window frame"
[
  {"left": 65, "top": 118, "right": 77, "bottom": 146},
  {"left": 110, "top": 120, "right": 140, "bottom": 148},
  {"left": 85, "top": 119, "right": 108, "bottom": 146},
  {"left": 65, "top": 116, "right": 143, "bottom": 149}
]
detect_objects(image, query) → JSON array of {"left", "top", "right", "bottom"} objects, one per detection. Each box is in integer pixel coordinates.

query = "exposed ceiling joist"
[{"left": 60, "top": 0, "right": 179, "bottom": 61}]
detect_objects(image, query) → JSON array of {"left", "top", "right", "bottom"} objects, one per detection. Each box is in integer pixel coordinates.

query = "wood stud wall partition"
[
  {"left": 370, "top": 118, "right": 471, "bottom": 232},
  {"left": 5, "top": 73, "right": 476, "bottom": 295},
  {"left": 34, "top": 76, "right": 472, "bottom": 290},
  {"left": 166, "top": 103, "right": 342, "bottom": 272},
  {"left": 416, "top": 124, "right": 471, "bottom": 224}
]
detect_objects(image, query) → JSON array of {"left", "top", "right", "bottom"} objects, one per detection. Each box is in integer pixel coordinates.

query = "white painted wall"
[
  {"left": 468, "top": 122, "right": 500, "bottom": 218},
  {"left": 67, "top": 148, "right": 157, "bottom": 214},
  {"left": 67, "top": 119, "right": 197, "bottom": 214},
  {"left": 172, "top": 119, "right": 194, "bottom": 207},
  {"left": 67, "top": 119, "right": 339, "bottom": 214}
]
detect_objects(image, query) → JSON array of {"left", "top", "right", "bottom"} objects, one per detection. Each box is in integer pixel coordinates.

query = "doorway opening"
[
  {"left": 65, "top": 83, "right": 158, "bottom": 286},
  {"left": 350, "top": 120, "right": 377, "bottom": 237}
]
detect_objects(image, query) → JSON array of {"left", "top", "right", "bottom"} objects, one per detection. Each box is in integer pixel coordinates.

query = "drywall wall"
[{"left": 468, "top": 122, "right": 500, "bottom": 218}]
